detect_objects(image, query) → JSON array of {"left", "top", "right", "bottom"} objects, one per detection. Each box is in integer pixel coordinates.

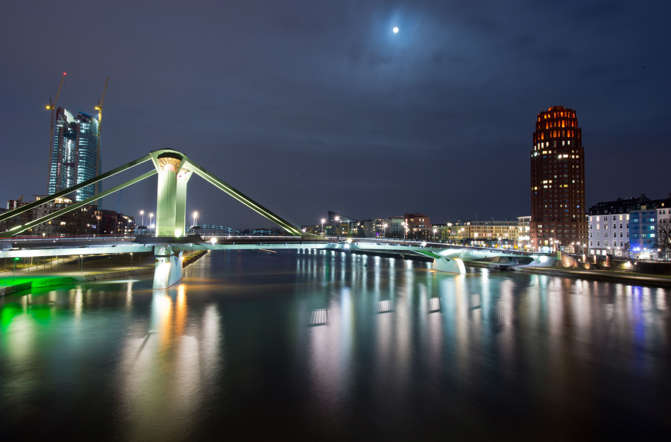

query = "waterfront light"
[
  {"left": 192, "top": 211, "right": 199, "bottom": 227},
  {"left": 393, "top": 26, "right": 399, "bottom": 34}
]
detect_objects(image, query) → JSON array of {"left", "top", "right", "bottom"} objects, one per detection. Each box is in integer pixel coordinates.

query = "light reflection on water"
[{"left": 1, "top": 250, "right": 671, "bottom": 440}]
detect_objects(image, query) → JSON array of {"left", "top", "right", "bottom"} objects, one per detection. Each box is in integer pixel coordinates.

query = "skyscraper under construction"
[{"left": 47, "top": 107, "right": 99, "bottom": 202}]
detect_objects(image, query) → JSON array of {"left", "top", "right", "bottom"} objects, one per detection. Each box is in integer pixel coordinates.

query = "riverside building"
[{"left": 530, "top": 106, "right": 586, "bottom": 252}]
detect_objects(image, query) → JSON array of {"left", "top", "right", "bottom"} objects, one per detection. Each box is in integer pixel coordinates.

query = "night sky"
[{"left": 2, "top": 1, "right": 669, "bottom": 228}]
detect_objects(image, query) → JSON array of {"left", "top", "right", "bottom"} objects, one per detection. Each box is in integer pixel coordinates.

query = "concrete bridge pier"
[
  {"left": 432, "top": 256, "right": 467, "bottom": 274},
  {"left": 153, "top": 245, "right": 183, "bottom": 289}
]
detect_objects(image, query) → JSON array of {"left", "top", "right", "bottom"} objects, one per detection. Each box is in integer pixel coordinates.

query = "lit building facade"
[
  {"left": 48, "top": 107, "right": 100, "bottom": 202},
  {"left": 517, "top": 216, "right": 531, "bottom": 249},
  {"left": 404, "top": 213, "right": 431, "bottom": 240},
  {"left": 464, "top": 220, "right": 520, "bottom": 246},
  {"left": 588, "top": 213, "right": 630, "bottom": 257},
  {"left": 587, "top": 195, "right": 671, "bottom": 258},
  {"left": 530, "top": 106, "right": 586, "bottom": 251},
  {"left": 629, "top": 209, "right": 657, "bottom": 258}
]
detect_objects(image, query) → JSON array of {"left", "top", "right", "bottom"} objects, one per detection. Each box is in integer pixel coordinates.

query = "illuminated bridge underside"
[
  {"left": 0, "top": 238, "right": 555, "bottom": 289},
  {"left": 0, "top": 238, "right": 544, "bottom": 261}
]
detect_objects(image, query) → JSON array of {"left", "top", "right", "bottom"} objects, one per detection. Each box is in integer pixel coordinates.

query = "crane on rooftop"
[{"left": 94, "top": 77, "right": 109, "bottom": 198}]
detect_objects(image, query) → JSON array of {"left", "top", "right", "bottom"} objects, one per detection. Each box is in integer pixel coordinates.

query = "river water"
[{"left": 1, "top": 251, "right": 671, "bottom": 440}]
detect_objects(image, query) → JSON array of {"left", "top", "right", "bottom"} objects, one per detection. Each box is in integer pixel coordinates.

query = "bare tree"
[{"left": 658, "top": 222, "right": 671, "bottom": 260}]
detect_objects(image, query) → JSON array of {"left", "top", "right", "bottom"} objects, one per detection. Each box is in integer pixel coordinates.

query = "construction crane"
[
  {"left": 45, "top": 72, "right": 67, "bottom": 192},
  {"left": 94, "top": 77, "right": 109, "bottom": 199},
  {"left": 45, "top": 71, "right": 67, "bottom": 112},
  {"left": 94, "top": 76, "right": 109, "bottom": 123}
]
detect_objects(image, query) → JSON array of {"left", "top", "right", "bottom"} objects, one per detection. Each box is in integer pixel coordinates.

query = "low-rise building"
[
  {"left": 2, "top": 195, "right": 135, "bottom": 237},
  {"left": 629, "top": 209, "right": 657, "bottom": 258},
  {"left": 588, "top": 194, "right": 671, "bottom": 258},
  {"left": 404, "top": 213, "right": 431, "bottom": 240},
  {"left": 386, "top": 216, "right": 405, "bottom": 238},
  {"left": 465, "top": 220, "right": 519, "bottom": 247},
  {"left": 97, "top": 210, "right": 136, "bottom": 235},
  {"left": 517, "top": 216, "right": 532, "bottom": 250},
  {"left": 588, "top": 213, "right": 629, "bottom": 257}
]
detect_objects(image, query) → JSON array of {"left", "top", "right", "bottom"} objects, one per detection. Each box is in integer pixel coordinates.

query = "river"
[{"left": 1, "top": 250, "right": 670, "bottom": 440}]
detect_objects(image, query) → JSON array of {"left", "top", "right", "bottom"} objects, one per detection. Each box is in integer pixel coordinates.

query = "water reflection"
[
  {"left": 118, "top": 283, "right": 222, "bottom": 441},
  {"left": 1, "top": 251, "right": 671, "bottom": 439}
]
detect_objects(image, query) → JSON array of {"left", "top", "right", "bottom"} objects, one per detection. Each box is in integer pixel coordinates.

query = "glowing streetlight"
[
  {"left": 320, "top": 218, "right": 326, "bottom": 235},
  {"left": 139, "top": 210, "right": 145, "bottom": 226},
  {"left": 192, "top": 211, "right": 199, "bottom": 227},
  {"left": 148, "top": 212, "right": 154, "bottom": 229},
  {"left": 392, "top": 26, "right": 399, "bottom": 34},
  {"left": 383, "top": 223, "right": 388, "bottom": 238}
]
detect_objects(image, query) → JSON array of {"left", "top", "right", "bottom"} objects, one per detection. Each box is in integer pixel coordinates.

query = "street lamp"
[
  {"left": 139, "top": 210, "right": 145, "bottom": 227},
  {"left": 383, "top": 223, "right": 388, "bottom": 238},
  {"left": 321, "top": 218, "right": 326, "bottom": 235},
  {"left": 148, "top": 212, "right": 154, "bottom": 230},
  {"left": 192, "top": 211, "right": 199, "bottom": 228}
]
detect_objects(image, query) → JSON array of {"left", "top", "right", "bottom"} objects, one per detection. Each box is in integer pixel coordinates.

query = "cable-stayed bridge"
[{"left": 1, "top": 149, "right": 550, "bottom": 288}]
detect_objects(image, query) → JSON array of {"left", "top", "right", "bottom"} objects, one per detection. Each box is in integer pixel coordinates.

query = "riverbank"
[
  {"left": 0, "top": 250, "right": 208, "bottom": 295},
  {"left": 514, "top": 265, "right": 671, "bottom": 288}
]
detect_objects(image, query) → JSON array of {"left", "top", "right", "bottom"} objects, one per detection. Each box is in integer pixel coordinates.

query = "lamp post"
[
  {"left": 148, "top": 212, "right": 154, "bottom": 231},
  {"left": 321, "top": 218, "right": 326, "bottom": 235},
  {"left": 139, "top": 210, "right": 145, "bottom": 227},
  {"left": 383, "top": 223, "right": 388, "bottom": 238},
  {"left": 192, "top": 211, "right": 199, "bottom": 228}
]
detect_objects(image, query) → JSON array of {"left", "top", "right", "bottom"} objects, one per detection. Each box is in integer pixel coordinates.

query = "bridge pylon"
[{"left": 151, "top": 151, "right": 193, "bottom": 238}]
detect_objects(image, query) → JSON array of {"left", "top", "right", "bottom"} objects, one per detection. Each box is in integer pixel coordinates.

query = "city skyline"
[{"left": 1, "top": 1, "right": 669, "bottom": 228}]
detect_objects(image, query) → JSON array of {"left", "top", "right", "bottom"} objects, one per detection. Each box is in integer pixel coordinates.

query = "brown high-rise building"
[{"left": 530, "top": 106, "right": 586, "bottom": 251}]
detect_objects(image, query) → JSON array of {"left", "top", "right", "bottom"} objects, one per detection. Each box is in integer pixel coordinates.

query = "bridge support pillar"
[
  {"left": 153, "top": 246, "right": 183, "bottom": 289},
  {"left": 153, "top": 152, "right": 192, "bottom": 238},
  {"left": 432, "top": 257, "right": 466, "bottom": 274}
]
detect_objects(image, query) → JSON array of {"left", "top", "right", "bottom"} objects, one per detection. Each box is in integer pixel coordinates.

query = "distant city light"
[{"left": 392, "top": 26, "right": 399, "bottom": 34}]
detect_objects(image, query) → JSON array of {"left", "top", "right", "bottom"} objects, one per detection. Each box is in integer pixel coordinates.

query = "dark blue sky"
[{"left": 2, "top": 0, "right": 669, "bottom": 228}]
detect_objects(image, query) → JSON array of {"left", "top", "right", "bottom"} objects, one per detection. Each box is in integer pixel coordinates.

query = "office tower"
[
  {"left": 48, "top": 107, "right": 99, "bottom": 202},
  {"left": 530, "top": 106, "right": 586, "bottom": 251}
]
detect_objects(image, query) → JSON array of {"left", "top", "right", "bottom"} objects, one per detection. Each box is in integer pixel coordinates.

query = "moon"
[{"left": 392, "top": 26, "right": 399, "bottom": 34}]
